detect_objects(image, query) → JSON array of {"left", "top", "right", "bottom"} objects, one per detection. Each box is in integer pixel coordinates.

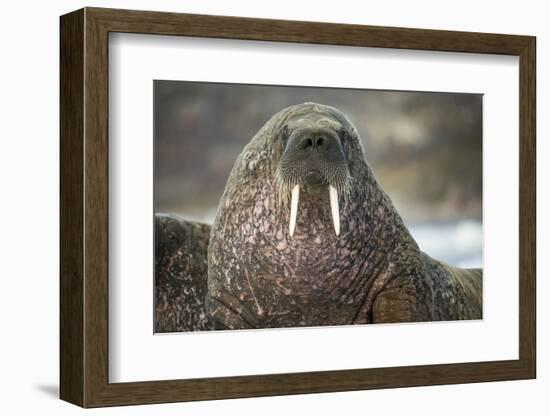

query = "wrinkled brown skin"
[
  {"left": 154, "top": 214, "right": 212, "bottom": 332},
  {"left": 204, "top": 102, "right": 483, "bottom": 330}
]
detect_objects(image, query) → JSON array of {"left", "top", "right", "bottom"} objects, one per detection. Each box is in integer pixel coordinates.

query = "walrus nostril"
[{"left": 300, "top": 135, "right": 328, "bottom": 150}]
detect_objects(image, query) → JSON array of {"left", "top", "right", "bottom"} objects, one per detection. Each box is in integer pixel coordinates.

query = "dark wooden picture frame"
[{"left": 60, "top": 7, "right": 536, "bottom": 408}]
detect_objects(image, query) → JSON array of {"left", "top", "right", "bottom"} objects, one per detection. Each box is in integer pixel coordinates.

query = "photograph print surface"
[{"left": 154, "top": 81, "right": 482, "bottom": 333}]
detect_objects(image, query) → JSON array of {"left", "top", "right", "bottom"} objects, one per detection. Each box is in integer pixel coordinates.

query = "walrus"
[
  {"left": 155, "top": 102, "right": 482, "bottom": 332},
  {"left": 154, "top": 214, "right": 211, "bottom": 332}
]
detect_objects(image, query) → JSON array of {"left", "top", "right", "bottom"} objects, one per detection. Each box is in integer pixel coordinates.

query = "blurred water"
[
  {"left": 408, "top": 220, "right": 482, "bottom": 268},
  {"left": 173, "top": 208, "right": 482, "bottom": 269}
]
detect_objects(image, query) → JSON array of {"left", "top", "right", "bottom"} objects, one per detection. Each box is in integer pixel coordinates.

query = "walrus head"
[{"left": 273, "top": 105, "right": 354, "bottom": 237}]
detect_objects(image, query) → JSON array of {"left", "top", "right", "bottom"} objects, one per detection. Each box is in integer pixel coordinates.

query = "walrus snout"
[
  {"left": 285, "top": 127, "right": 344, "bottom": 164},
  {"left": 276, "top": 125, "right": 349, "bottom": 191},
  {"left": 275, "top": 116, "right": 353, "bottom": 239}
]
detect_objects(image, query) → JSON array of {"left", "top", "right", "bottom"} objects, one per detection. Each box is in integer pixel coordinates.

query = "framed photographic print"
[{"left": 60, "top": 7, "right": 536, "bottom": 407}]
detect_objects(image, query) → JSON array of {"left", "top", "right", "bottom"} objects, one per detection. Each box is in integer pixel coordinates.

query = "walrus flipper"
[{"left": 155, "top": 213, "right": 213, "bottom": 332}]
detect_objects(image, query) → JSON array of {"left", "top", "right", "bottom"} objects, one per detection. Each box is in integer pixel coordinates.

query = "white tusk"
[
  {"left": 329, "top": 185, "right": 340, "bottom": 236},
  {"left": 289, "top": 185, "right": 300, "bottom": 237}
]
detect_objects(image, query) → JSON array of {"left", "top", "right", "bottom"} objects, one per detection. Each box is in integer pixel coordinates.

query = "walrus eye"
[
  {"left": 338, "top": 127, "right": 349, "bottom": 144},
  {"left": 338, "top": 127, "right": 351, "bottom": 159},
  {"left": 278, "top": 125, "right": 289, "bottom": 148}
]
